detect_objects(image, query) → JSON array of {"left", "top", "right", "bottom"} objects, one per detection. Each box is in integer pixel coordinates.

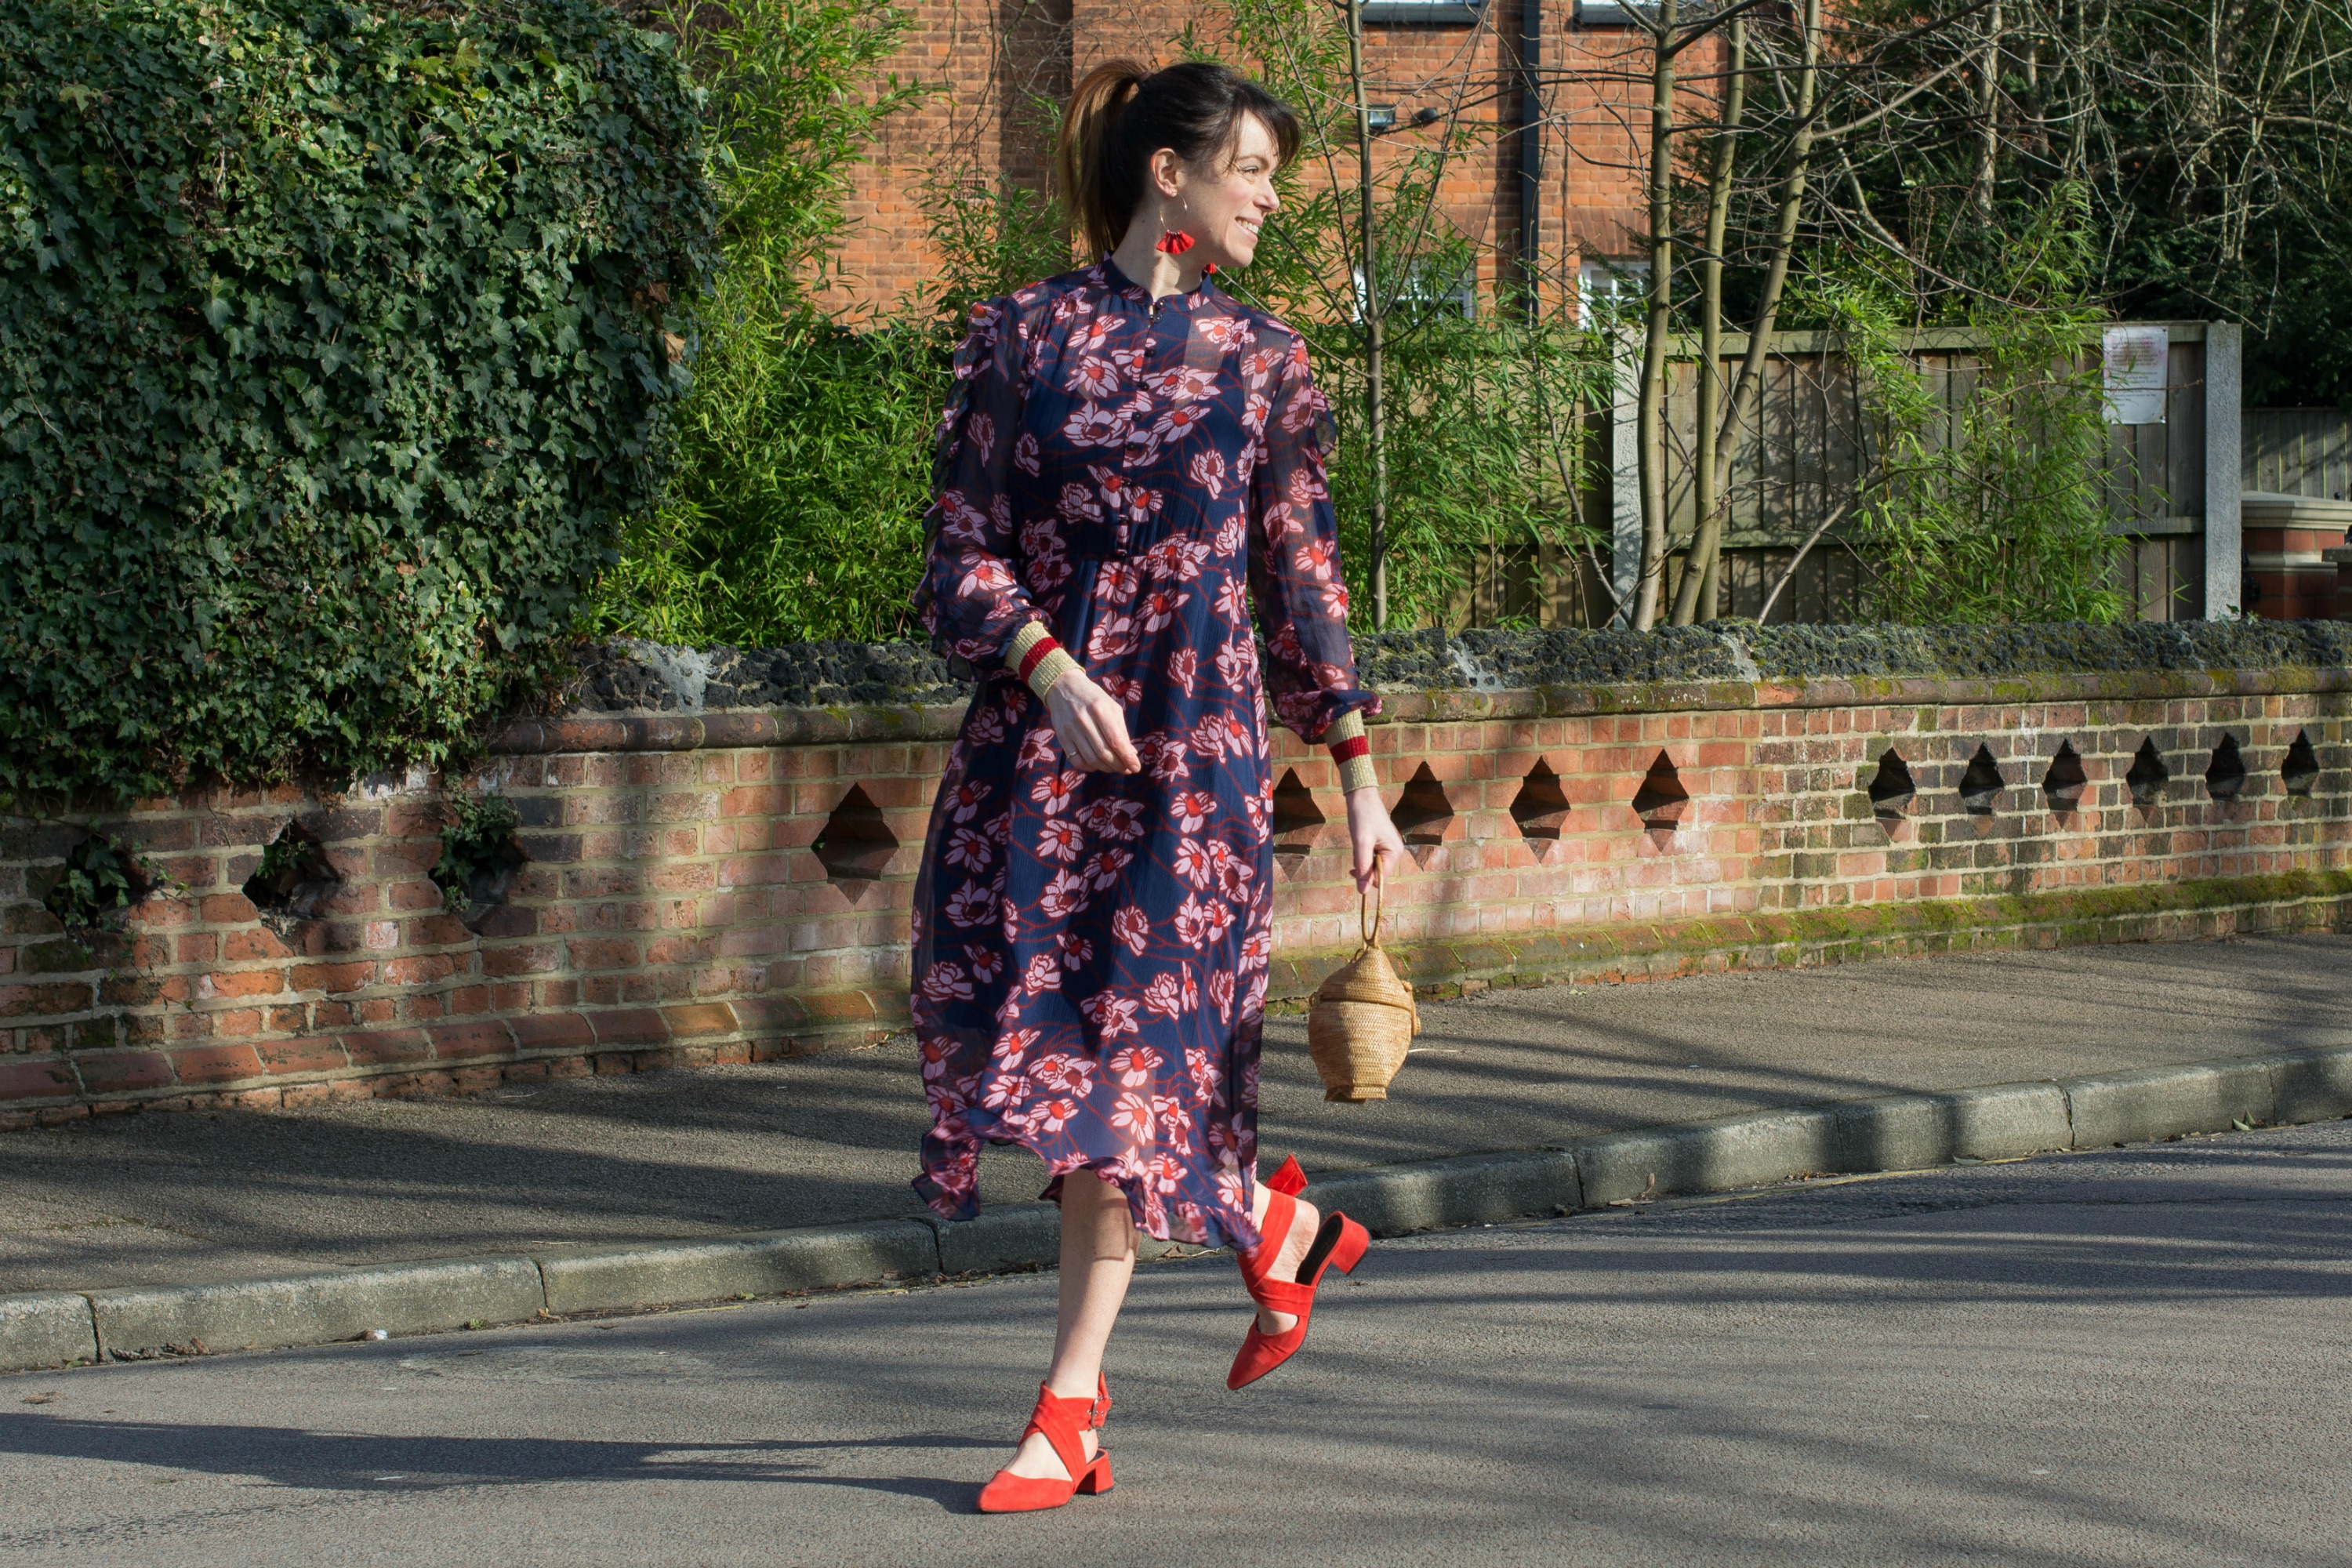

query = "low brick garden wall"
[{"left": 3, "top": 627, "right": 2349, "bottom": 1126}]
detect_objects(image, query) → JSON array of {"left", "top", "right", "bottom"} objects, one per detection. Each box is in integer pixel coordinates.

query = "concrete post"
[
  {"left": 1610, "top": 329, "right": 1642, "bottom": 626},
  {"left": 2205, "top": 321, "right": 2242, "bottom": 619}
]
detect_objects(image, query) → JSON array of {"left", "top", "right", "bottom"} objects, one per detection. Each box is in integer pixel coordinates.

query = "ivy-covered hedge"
[{"left": 0, "top": 0, "right": 713, "bottom": 803}]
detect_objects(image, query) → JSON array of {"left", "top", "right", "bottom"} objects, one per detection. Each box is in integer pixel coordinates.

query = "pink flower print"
[
  {"left": 1109, "top": 1091, "right": 1155, "bottom": 1142},
  {"left": 920, "top": 962, "right": 975, "bottom": 1003},
  {"left": 1144, "top": 536, "right": 1211, "bottom": 583},
  {"left": 1014, "top": 430, "right": 1040, "bottom": 474},
  {"left": 1058, "top": 482, "right": 1104, "bottom": 523},
  {"left": 967, "top": 705, "right": 1006, "bottom": 746},
  {"left": 1213, "top": 510, "right": 1246, "bottom": 559},
  {"left": 1036, "top": 817, "right": 1083, "bottom": 862},
  {"left": 1239, "top": 928, "right": 1272, "bottom": 972},
  {"left": 1031, "top": 1097, "right": 1078, "bottom": 1132},
  {"left": 944, "top": 826, "right": 993, "bottom": 872},
  {"left": 1189, "top": 716, "right": 1231, "bottom": 763},
  {"left": 1175, "top": 894, "right": 1235, "bottom": 948},
  {"left": 1141, "top": 971, "right": 1185, "bottom": 1018},
  {"left": 1067, "top": 354, "right": 1120, "bottom": 397},
  {"left": 1152, "top": 401, "right": 1210, "bottom": 445},
  {"left": 1197, "top": 314, "right": 1248, "bottom": 349},
  {"left": 1097, "top": 670, "right": 1143, "bottom": 703},
  {"left": 1018, "top": 727, "right": 1059, "bottom": 769},
  {"left": 1209, "top": 840, "right": 1253, "bottom": 902},
  {"left": 984, "top": 807, "right": 1014, "bottom": 844},
  {"left": 1186, "top": 1046, "right": 1222, "bottom": 1098},
  {"left": 1019, "top": 952, "right": 1062, "bottom": 996},
  {"left": 1146, "top": 1151, "right": 1185, "bottom": 1195},
  {"left": 1187, "top": 448, "right": 1229, "bottom": 499},
  {"left": 1077, "top": 797, "right": 1147, "bottom": 840},
  {"left": 1173, "top": 790, "right": 1215, "bottom": 832},
  {"left": 1095, "top": 560, "right": 1141, "bottom": 605},
  {"left": 960, "top": 557, "right": 1015, "bottom": 597},
  {"left": 1173, "top": 837, "right": 1213, "bottom": 889},
  {"left": 1294, "top": 537, "right": 1338, "bottom": 582},
  {"left": 1032, "top": 1054, "right": 1096, "bottom": 1095},
  {"left": 1147, "top": 735, "right": 1190, "bottom": 783},
  {"left": 1106, "top": 1043, "right": 1158, "bottom": 1084},
  {"left": 1029, "top": 768, "right": 1083, "bottom": 815},
  {"left": 1209, "top": 968, "right": 1236, "bottom": 1022},
  {"left": 1214, "top": 576, "right": 1250, "bottom": 622},
  {"left": 1213, "top": 637, "right": 1256, "bottom": 688},
  {"left": 1057, "top": 931, "right": 1094, "bottom": 967},
  {"left": 1214, "top": 1167, "right": 1249, "bottom": 1215},
  {"left": 1112, "top": 906, "right": 1151, "bottom": 955},
  {"left": 966, "top": 945, "right": 1006, "bottom": 985},
  {"left": 1087, "top": 612, "right": 1137, "bottom": 661},
  {"left": 1152, "top": 1094, "right": 1191, "bottom": 1149},
  {"left": 1317, "top": 579, "right": 1351, "bottom": 618},
  {"left": 1062, "top": 402, "right": 1126, "bottom": 447},
  {"left": 1242, "top": 967, "right": 1269, "bottom": 1022},
  {"left": 967, "top": 409, "right": 996, "bottom": 463},
  {"left": 1242, "top": 390, "right": 1272, "bottom": 438},
  {"left": 1039, "top": 867, "right": 1091, "bottom": 921},
  {"left": 1167, "top": 646, "right": 1198, "bottom": 696},
  {"left": 1083, "top": 848, "right": 1134, "bottom": 890},
  {"left": 1287, "top": 462, "right": 1329, "bottom": 507},
  {"left": 946, "top": 782, "right": 990, "bottom": 823},
  {"left": 1140, "top": 587, "right": 1189, "bottom": 632},
  {"left": 981, "top": 1068, "right": 1030, "bottom": 1110},
  {"left": 1181, "top": 966, "right": 1201, "bottom": 1012},
  {"left": 1151, "top": 365, "right": 1218, "bottom": 402},
  {"left": 943, "top": 883, "right": 997, "bottom": 927},
  {"left": 1240, "top": 346, "right": 1280, "bottom": 387},
  {"left": 938, "top": 491, "right": 990, "bottom": 544}
]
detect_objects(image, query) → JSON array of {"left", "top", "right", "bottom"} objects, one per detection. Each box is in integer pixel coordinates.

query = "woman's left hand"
[{"left": 1344, "top": 786, "right": 1405, "bottom": 895}]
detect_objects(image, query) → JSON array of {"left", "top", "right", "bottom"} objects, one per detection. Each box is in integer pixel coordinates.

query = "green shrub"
[{"left": 0, "top": 0, "right": 715, "bottom": 804}]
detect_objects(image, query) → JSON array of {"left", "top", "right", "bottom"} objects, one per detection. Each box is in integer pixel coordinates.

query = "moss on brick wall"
[{"left": 572, "top": 622, "right": 2352, "bottom": 713}]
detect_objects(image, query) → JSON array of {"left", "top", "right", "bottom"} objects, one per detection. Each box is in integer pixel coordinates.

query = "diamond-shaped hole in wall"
[
  {"left": 242, "top": 822, "right": 342, "bottom": 938},
  {"left": 1632, "top": 752, "right": 1689, "bottom": 830},
  {"left": 1958, "top": 744, "right": 2005, "bottom": 815},
  {"left": 1865, "top": 748, "right": 1915, "bottom": 818},
  {"left": 1510, "top": 760, "right": 1571, "bottom": 840},
  {"left": 2282, "top": 729, "right": 2320, "bottom": 797},
  {"left": 813, "top": 785, "right": 899, "bottom": 881},
  {"left": 2125, "top": 738, "right": 2169, "bottom": 810},
  {"left": 2205, "top": 734, "right": 2247, "bottom": 800},
  {"left": 2041, "top": 740, "right": 2088, "bottom": 815},
  {"left": 1391, "top": 764, "right": 1454, "bottom": 847},
  {"left": 1270, "top": 768, "right": 1326, "bottom": 855}
]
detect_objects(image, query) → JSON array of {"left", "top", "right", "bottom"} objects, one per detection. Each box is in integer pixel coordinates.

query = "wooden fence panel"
[{"left": 2245, "top": 408, "right": 2352, "bottom": 498}]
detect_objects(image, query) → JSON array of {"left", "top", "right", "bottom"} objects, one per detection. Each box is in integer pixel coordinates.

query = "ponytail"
[{"left": 1054, "top": 60, "right": 1302, "bottom": 261}]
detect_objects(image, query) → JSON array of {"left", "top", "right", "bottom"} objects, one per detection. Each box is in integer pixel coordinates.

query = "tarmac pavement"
[
  {"left": 2, "top": 1118, "right": 2346, "bottom": 1566},
  {"left": 2, "top": 933, "right": 2346, "bottom": 1293}
]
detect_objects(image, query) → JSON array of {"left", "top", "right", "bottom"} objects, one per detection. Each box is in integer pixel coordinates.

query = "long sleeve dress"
[{"left": 909, "top": 259, "right": 1378, "bottom": 1253}]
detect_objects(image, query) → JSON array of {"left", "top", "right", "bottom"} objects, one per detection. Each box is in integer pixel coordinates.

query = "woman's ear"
[{"left": 1149, "top": 147, "right": 1185, "bottom": 200}]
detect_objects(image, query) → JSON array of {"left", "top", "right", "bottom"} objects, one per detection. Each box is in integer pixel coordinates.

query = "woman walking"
[{"left": 909, "top": 58, "right": 1404, "bottom": 1513}]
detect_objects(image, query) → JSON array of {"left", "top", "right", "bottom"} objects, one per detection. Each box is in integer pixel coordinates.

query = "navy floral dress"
[{"left": 909, "top": 260, "right": 1377, "bottom": 1250}]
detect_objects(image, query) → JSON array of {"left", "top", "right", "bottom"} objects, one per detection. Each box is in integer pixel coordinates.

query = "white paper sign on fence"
[{"left": 2102, "top": 325, "right": 2169, "bottom": 425}]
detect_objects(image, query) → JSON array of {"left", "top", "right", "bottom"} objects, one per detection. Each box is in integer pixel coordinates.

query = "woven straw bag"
[{"left": 1305, "top": 884, "right": 1420, "bottom": 1102}]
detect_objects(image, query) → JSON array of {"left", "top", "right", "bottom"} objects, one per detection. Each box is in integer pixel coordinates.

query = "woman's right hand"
[{"left": 1044, "top": 670, "right": 1140, "bottom": 773}]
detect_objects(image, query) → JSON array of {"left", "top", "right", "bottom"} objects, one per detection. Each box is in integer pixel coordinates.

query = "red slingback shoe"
[
  {"left": 1228, "top": 1156, "right": 1370, "bottom": 1391},
  {"left": 975, "top": 1376, "right": 1114, "bottom": 1514}
]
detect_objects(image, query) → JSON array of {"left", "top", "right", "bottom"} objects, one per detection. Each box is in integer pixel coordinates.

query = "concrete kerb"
[{"left": 6, "top": 1043, "right": 2350, "bottom": 1375}]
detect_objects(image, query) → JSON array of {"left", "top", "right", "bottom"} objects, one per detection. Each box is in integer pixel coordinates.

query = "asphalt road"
[{"left": 3, "top": 1121, "right": 2349, "bottom": 1566}]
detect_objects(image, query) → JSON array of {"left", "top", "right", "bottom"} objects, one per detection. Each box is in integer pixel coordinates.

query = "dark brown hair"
[{"left": 1056, "top": 61, "right": 1301, "bottom": 260}]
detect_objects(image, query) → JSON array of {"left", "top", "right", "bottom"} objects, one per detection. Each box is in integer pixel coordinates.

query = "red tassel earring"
[{"left": 1156, "top": 229, "right": 1196, "bottom": 256}]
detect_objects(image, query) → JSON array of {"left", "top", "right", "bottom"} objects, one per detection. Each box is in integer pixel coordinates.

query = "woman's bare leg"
[
  {"left": 1245, "top": 1179, "right": 1320, "bottom": 1335},
  {"left": 1001, "top": 1170, "right": 1137, "bottom": 1480}
]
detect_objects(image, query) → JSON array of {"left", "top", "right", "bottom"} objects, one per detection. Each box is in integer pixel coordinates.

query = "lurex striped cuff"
[
  {"left": 1007, "top": 619, "right": 1081, "bottom": 702},
  {"left": 1327, "top": 709, "right": 1377, "bottom": 794}
]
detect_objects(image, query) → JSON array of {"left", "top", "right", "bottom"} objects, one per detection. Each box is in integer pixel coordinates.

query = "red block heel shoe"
[
  {"left": 976, "top": 1377, "right": 1113, "bottom": 1514},
  {"left": 1229, "top": 1156, "right": 1370, "bottom": 1391}
]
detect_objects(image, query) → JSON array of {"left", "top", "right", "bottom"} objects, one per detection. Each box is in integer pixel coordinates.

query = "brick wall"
[
  {"left": 2, "top": 670, "right": 2347, "bottom": 1124},
  {"left": 829, "top": 1, "right": 1679, "bottom": 315}
]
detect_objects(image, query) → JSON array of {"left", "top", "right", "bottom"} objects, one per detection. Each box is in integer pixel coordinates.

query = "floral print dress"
[{"left": 908, "top": 260, "right": 1378, "bottom": 1251}]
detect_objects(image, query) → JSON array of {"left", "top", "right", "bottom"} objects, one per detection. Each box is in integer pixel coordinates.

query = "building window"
[{"left": 1578, "top": 257, "right": 1649, "bottom": 325}]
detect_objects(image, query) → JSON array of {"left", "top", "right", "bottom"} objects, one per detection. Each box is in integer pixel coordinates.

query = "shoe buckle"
[{"left": 1087, "top": 1395, "right": 1111, "bottom": 1428}]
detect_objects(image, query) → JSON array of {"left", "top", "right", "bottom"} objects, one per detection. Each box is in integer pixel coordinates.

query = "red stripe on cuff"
[
  {"left": 1330, "top": 734, "right": 1370, "bottom": 764},
  {"left": 1015, "top": 635, "right": 1062, "bottom": 683}
]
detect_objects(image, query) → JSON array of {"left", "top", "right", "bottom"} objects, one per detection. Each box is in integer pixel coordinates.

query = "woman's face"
[{"left": 1171, "top": 113, "right": 1281, "bottom": 270}]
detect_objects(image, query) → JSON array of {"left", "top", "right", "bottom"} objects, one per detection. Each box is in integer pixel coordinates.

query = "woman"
[{"left": 909, "top": 58, "right": 1404, "bottom": 1513}]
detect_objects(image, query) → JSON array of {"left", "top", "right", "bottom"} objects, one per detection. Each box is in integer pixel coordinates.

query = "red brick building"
[{"left": 829, "top": 0, "right": 1696, "bottom": 316}]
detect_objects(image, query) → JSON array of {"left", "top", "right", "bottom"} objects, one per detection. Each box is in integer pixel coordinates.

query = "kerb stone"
[
  {"left": 1828, "top": 1083, "right": 2072, "bottom": 1171},
  {"left": 0, "top": 1292, "right": 98, "bottom": 1373},
  {"left": 533, "top": 1220, "right": 937, "bottom": 1316},
  {"left": 1574, "top": 1107, "right": 1838, "bottom": 1207},
  {"left": 89, "top": 1257, "right": 544, "bottom": 1359},
  {"left": 2063, "top": 1060, "right": 2274, "bottom": 1149}
]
